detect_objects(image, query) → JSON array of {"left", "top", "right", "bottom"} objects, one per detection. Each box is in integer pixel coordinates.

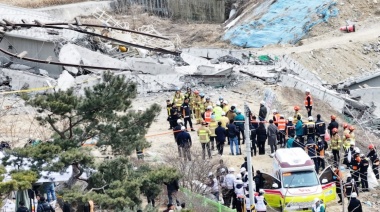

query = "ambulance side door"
[
  {"left": 319, "top": 166, "right": 336, "bottom": 203},
  {"left": 261, "top": 173, "right": 282, "bottom": 208}
]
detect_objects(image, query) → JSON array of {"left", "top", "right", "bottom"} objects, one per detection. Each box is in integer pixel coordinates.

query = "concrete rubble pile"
[{"left": 0, "top": 5, "right": 380, "bottom": 130}]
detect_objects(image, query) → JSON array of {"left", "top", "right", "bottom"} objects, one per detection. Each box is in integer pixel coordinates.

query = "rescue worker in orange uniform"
[
  {"left": 305, "top": 89, "right": 313, "bottom": 117},
  {"left": 342, "top": 123, "right": 350, "bottom": 142},
  {"left": 367, "top": 144, "right": 379, "bottom": 179},
  {"left": 277, "top": 115, "right": 287, "bottom": 148},
  {"left": 204, "top": 106, "right": 213, "bottom": 124},
  {"left": 349, "top": 126, "right": 356, "bottom": 144},
  {"left": 293, "top": 106, "right": 302, "bottom": 125},
  {"left": 316, "top": 137, "right": 326, "bottom": 171}
]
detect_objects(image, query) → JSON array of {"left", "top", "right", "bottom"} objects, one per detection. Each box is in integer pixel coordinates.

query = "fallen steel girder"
[
  {"left": 0, "top": 22, "right": 181, "bottom": 56},
  {"left": 0, "top": 48, "right": 131, "bottom": 71}
]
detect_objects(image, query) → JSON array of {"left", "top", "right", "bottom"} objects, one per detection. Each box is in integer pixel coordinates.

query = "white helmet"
[
  {"left": 223, "top": 100, "right": 229, "bottom": 104},
  {"left": 215, "top": 102, "right": 220, "bottom": 106},
  {"left": 208, "top": 172, "right": 213, "bottom": 177},
  {"left": 313, "top": 198, "right": 320, "bottom": 204},
  {"left": 229, "top": 167, "right": 235, "bottom": 173},
  {"left": 177, "top": 119, "right": 183, "bottom": 124},
  {"left": 350, "top": 141, "right": 355, "bottom": 146},
  {"left": 280, "top": 114, "right": 284, "bottom": 118},
  {"left": 272, "top": 109, "right": 277, "bottom": 113},
  {"left": 232, "top": 103, "right": 237, "bottom": 107},
  {"left": 259, "top": 189, "right": 265, "bottom": 194},
  {"left": 260, "top": 101, "right": 265, "bottom": 105},
  {"left": 236, "top": 174, "right": 242, "bottom": 180},
  {"left": 220, "top": 168, "right": 226, "bottom": 173},
  {"left": 240, "top": 167, "right": 246, "bottom": 173},
  {"left": 308, "top": 116, "right": 313, "bottom": 121},
  {"left": 354, "top": 147, "right": 360, "bottom": 153},
  {"left": 207, "top": 105, "right": 213, "bottom": 110},
  {"left": 288, "top": 117, "right": 294, "bottom": 122},
  {"left": 181, "top": 126, "right": 186, "bottom": 131},
  {"left": 351, "top": 192, "right": 358, "bottom": 198},
  {"left": 305, "top": 89, "right": 311, "bottom": 93},
  {"left": 235, "top": 179, "right": 243, "bottom": 185},
  {"left": 221, "top": 112, "right": 226, "bottom": 116},
  {"left": 236, "top": 109, "right": 241, "bottom": 114}
]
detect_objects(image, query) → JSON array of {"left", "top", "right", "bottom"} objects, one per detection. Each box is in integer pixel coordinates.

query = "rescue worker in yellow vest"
[
  {"left": 193, "top": 90, "right": 202, "bottom": 124},
  {"left": 199, "top": 93, "right": 206, "bottom": 120},
  {"left": 184, "top": 87, "right": 194, "bottom": 108},
  {"left": 213, "top": 102, "right": 223, "bottom": 121},
  {"left": 220, "top": 112, "right": 229, "bottom": 129},
  {"left": 349, "top": 126, "right": 356, "bottom": 144},
  {"left": 342, "top": 123, "right": 350, "bottom": 142},
  {"left": 305, "top": 89, "right": 313, "bottom": 117},
  {"left": 278, "top": 115, "right": 287, "bottom": 148},
  {"left": 306, "top": 116, "right": 316, "bottom": 142},
  {"left": 316, "top": 137, "right": 326, "bottom": 171},
  {"left": 204, "top": 106, "right": 213, "bottom": 124},
  {"left": 343, "top": 134, "right": 352, "bottom": 151},
  {"left": 198, "top": 122, "right": 212, "bottom": 160},
  {"left": 293, "top": 105, "right": 302, "bottom": 125},
  {"left": 329, "top": 128, "right": 341, "bottom": 166},
  {"left": 173, "top": 88, "right": 184, "bottom": 111},
  {"left": 222, "top": 100, "right": 230, "bottom": 113},
  {"left": 209, "top": 116, "right": 218, "bottom": 151}
]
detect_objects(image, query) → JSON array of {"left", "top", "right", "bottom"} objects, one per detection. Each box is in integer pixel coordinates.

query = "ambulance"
[{"left": 262, "top": 148, "right": 336, "bottom": 211}]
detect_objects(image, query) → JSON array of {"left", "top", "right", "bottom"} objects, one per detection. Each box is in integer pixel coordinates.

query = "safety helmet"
[
  {"left": 219, "top": 96, "right": 223, "bottom": 100},
  {"left": 235, "top": 179, "right": 243, "bottom": 185},
  {"left": 332, "top": 128, "right": 338, "bottom": 133},
  {"left": 177, "top": 119, "right": 183, "bottom": 124},
  {"left": 360, "top": 154, "right": 365, "bottom": 158},
  {"left": 345, "top": 134, "right": 351, "bottom": 138},
  {"left": 236, "top": 110, "right": 241, "bottom": 114},
  {"left": 207, "top": 105, "right": 213, "bottom": 110},
  {"left": 259, "top": 189, "right": 265, "bottom": 194},
  {"left": 220, "top": 168, "right": 226, "bottom": 173},
  {"left": 305, "top": 89, "right": 311, "bottom": 93},
  {"left": 349, "top": 126, "right": 355, "bottom": 131},
  {"left": 280, "top": 114, "right": 284, "bottom": 118},
  {"left": 206, "top": 97, "right": 210, "bottom": 100},
  {"left": 200, "top": 93, "right": 205, "bottom": 97},
  {"left": 308, "top": 116, "right": 313, "bottom": 121},
  {"left": 369, "top": 144, "right": 375, "bottom": 149},
  {"left": 240, "top": 167, "right": 246, "bottom": 173},
  {"left": 232, "top": 103, "right": 237, "bottom": 107},
  {"left": 215, "top": 102, "right": 220, "bottom": 106},
  {"left": 211, "top": 115, "right": 216, "bottom": 120},
  {"left": 260, "top": 101, "right": 265, "bottom": 105},
  {"left": 350, "top": 141, "right": 355, "bottom": 146},
  {"left": 331, "top": 115, "right": 336, "bottom": 120},
  {"left": 288, "top": 117, "right": 294, "bottom": 122},
  {"left": 229, "top": 167, "right": 235, "bottom": 173},
  {"left": 223, "top": 100, "right": 228, "bottom": 104},
  {"left": 272, "top": 109, "right": 277, "bottom": 113},
  {"left": 221, "top": 112, "right": 226, "bottom": 116},
  {"left": 175, "top": 87, "right": 180, "bottom": 91},
  {"left": 355, "top": 147, "right": 360, "bottom": 153},
  {"left": 294, "top": 106, "right": 300, "bottom": 111},
  {"left": 208, "top": 172, "right": 213, "bottom": 177},
  {"left": 343, "top": 123, "right": 348, "bottom": 129},
  {"left": 194, "top": 90, "right": 199, "bottom": 94},
  {"left": 181, "top": 126, "right": 186, "bottom": 131},
  {"left": 351, "top": 192, "right": 357, "bottom": 198},
  {"left": 236, "top": 174, "right": 242, "bottom": 180}
]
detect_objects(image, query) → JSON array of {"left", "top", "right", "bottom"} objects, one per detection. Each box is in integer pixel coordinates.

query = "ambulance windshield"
[{"left": 282, "top": 171, "right": 319, "bottom": 188}]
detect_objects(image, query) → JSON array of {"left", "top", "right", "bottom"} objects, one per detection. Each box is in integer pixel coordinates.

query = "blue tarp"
[{"left": 224, "top": 0, "right": 339, "bottom": 48}]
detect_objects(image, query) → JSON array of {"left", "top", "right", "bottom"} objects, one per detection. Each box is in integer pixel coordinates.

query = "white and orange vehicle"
[{"left": 261, "top": 148, "right": 336, "bottom": 211}]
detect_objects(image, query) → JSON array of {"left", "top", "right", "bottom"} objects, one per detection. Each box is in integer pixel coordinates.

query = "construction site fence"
[{"left": 117, "top": 0, "right": 226, "bottom": 22}]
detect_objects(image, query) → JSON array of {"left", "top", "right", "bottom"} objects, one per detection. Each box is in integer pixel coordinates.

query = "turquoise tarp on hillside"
[{"left": 224, "top": 0, "right": 339, "bottom": 48}]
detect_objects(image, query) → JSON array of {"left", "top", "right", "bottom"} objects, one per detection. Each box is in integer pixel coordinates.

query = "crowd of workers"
[{"left": 165, "top": 87, "right": 377, "bottom": 212}]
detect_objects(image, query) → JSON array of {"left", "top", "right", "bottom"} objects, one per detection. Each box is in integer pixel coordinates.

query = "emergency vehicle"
[{"left": 262, "top": 148, "right": 336, "bottom": 211}]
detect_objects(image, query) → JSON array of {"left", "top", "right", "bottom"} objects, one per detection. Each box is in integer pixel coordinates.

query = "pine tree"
[{"left": 2, "top": 72, "right": 179, "bottom": 210}]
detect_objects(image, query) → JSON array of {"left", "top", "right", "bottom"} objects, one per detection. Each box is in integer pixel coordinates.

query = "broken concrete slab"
[
  {"left": 336, "top": 70, "right": 380, "bottom": 89},
  {"left": 350, "top": 87, "right": 380, "bottom": 116},
  {"left": 59, "top": 43, "right": 131, "bottom": 74},
  {"left": 57, "top": 70, "right": 75, "bottom": 91},
  {"left": 35, "top": 1, "right": 116, "bottom": 21},
  {"left": 0, "top": 68, "right": 56, "bottom": 91},
  {"left": 279, "top": 74, "right": 345, "bottom": 111},
  {"left": 181, "top": 53, "right": 211, "bottom": 66}
]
